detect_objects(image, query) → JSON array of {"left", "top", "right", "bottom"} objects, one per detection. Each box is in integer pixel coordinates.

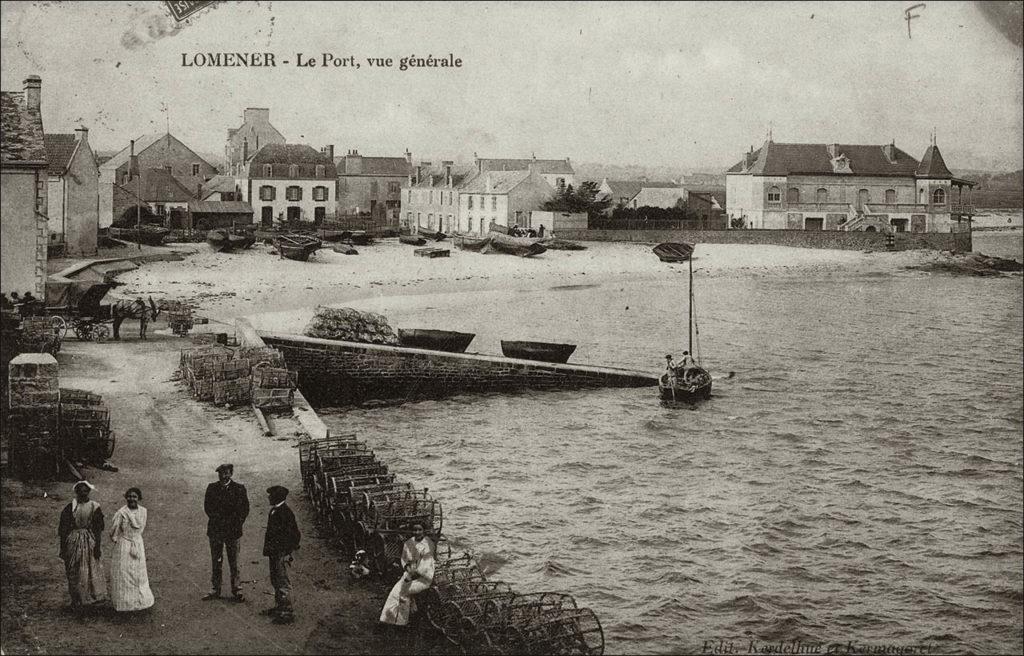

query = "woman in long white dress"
[
  {"left": 379, "top": 523, "right": 436, "bottom": 626},
  {"left": 108, "top": 487, "right": 155, "bottom": 612}
]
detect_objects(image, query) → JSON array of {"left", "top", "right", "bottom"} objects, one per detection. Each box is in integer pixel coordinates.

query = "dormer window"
[
  {"left": 263, "top": 164, "right": 272, "bottom": 177},
  {"left": 830, "top": 155, "right": 852, "bottom": 174},
  {"left": 315, "top": 164, "right": 325, "bottom": 178},
  {"left": 932, "top": 188, "right": 946, "bottom": 205},
  {"left": 192, "top": 163, "right": 200, "bottom": 176},
  {"left": 288, "top": 165, "right": 299, "bottom": 178}
]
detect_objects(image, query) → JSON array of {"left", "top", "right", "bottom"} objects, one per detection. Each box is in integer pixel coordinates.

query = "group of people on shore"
[
  {"left": 57, "top": 463, "right": 439, "bottom": 629},
  {"left": 1, "top": 291, "right": 43, "bottom": 317},
  {"left": 57, "top": 464, "right": 302, "bottom": 625},
  {"left": 507, "top": 223, "right": 546, "bottom": 238}
]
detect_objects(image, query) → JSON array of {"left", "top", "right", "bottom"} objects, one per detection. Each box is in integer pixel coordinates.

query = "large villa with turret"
[{"left": 725, "top": 138, "right": 975, "bottom": 233}]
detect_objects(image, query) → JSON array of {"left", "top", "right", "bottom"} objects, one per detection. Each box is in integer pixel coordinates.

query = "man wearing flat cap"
[
  {"left": 203, "top": 464, "right": 249, "bottom": 601},
  {"left": 263, "top": 485, "right": 300, "bottom": 623}
]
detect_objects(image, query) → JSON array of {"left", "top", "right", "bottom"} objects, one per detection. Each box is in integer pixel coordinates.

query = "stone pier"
[{"left": 258, "top": 332, "right": 658, "bottom": 407}]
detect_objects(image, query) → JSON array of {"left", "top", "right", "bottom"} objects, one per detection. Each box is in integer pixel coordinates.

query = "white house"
[{"left": 240, "top": 144, "right": 337, "bottom": 225}]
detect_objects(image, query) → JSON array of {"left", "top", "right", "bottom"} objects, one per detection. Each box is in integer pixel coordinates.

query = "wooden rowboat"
[
  {"left": 398, "top": 328, "right": 475, "bottom": 353},
  {"left": 109, "top": 226, "right": 170, "bottom": 246},
  {"left": 454, "top": 233, "right": 489, "bottom": 252},
  {"left": 347, "top": 231, "right": 373, "bottom": 245},
  {"left": 274, "top": 234, "right": 322, "bottom": 261},
  {"left": 501, "top": 340, "right": 576, "bottom": 363},
  {"left": 400, "top": 234, "right": 428, "bottom": 246},
  {"left": 207, "top": 229, "right": 256, "bottom": 252},
  {"left": 488, "top": 232, "right": 547, "bottom": 257},
  {"left": 652, "top": 242, "right": 694, "bottom": 262}
]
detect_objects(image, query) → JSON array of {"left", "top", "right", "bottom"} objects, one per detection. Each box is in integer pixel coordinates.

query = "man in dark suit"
[
  {"left": 203, "top": 463, "right": 250, "bottom": 601},
  {"left": 263, "top": 485, "right": 300, "bottom": 624}
]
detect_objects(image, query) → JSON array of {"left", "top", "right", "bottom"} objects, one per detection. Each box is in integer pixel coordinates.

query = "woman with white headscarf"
[
  {"left": 108, "top": 487, "right": 155, "bottom": 612},
  {"left": 57, "top": 481, "right": 106, "bottom": 610}
]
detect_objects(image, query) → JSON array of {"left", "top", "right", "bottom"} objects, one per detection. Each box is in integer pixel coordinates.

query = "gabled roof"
[
  {"left": 727, "top": 142, "right": 921, "bottom": 177},
  {"left": 44, "top": 134, "right": 80, "bottom": 175},
  {"left": 603, "top": 180, "right": 680, "bottom": 200},
  {"left": 335, "top": 155, "right": 412, "bottom": 176},
  {"left": 1, "top": 91, "right": 47, "bottom": 166},
  {"left": 407, "top": 164, "right": 477, "bottom": 189},
  {"left": 915, "top": 144, "right": 953, "bottom": 178},
  {"left": 98, "top": 133, "right": 164, "bottom": 171},
  {"left": 140, "top": 168, "right": 194, "bottom": 202},
  {"left": 459, "top": 170, "right": 554, "bottom": 195},
  {"left": 188, "top": 200, "right": 253, "bottom": 214},
  {"left": 248, "top": 144, "right": 337, "bottom": 178},
  {"left": 477, "top": 157, "right": 574, "bottom": 175},
  {"left": 201, "top": 174, "right": 238, "bottom": 198}
]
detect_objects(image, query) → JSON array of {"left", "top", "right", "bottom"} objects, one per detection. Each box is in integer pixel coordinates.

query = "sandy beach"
[{"left": 110, "top": 239, "right": 961, "bottom": 328}]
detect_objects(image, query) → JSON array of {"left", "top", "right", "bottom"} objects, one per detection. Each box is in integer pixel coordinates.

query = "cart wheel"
[
  {"left": 104, "top": 431, "right": 116, "bottom": 459},
  {"left": 94, "top": 325, "right": 109, "bottom": 342},
  {"left": 49, "top": 316, "right": 68, "bottom": 340},
  {"left": 73, "top": 324, "right": 89, "bottom": 341}
]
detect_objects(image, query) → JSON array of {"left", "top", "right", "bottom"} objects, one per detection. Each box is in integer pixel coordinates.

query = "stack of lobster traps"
[
  {"left": 162, "top": 300, "right": 194, "bottom": 337},
  {"left": 21, "top": 317, "right": 62, "bottom": 356},
  {"left": 59, "top": 388, "right": 115, "bottom": 466},
  {"left": 297, "top": 434, "right": 604, "bottom": 655},
  {"left": 178, "top": 342, "right": 295, "bottom": 410}
]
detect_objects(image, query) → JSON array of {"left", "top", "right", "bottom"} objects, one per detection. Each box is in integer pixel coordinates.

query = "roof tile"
[{"left": 1, "top": 91, "right": 47, "bottom": 165}]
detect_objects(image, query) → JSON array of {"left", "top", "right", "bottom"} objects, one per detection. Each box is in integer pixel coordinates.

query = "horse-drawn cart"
[{"left": 44, "top": 281, "right": 116, "bottom": 342}]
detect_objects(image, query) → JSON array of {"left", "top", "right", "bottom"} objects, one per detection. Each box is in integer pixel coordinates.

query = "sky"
[{"left": 1, "top": 1, "right": 1021, "bottom": 171}]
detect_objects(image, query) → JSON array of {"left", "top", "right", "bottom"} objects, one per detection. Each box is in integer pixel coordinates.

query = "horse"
[{"left": 110, "top": 297, "right": 160, "bottom": 340}]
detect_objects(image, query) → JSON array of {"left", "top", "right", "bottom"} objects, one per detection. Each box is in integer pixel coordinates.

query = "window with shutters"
[
  {"left": 288, "top": 165, "right": 299, "bottom": 178},
  {"left": 313, "top": 186, "right": 328, "bottom": 201},
  {"left": 259, "top": 185, "right": 275, "bottom": 201},
  {"left": 468, "top": 196, "right": 474, "bottom": 210},
  {"left": 491, "top": 196, "right": 497, "bottom": 210},
  {"left": 286, "top": 186, "right": 302, "bottom": 201}
]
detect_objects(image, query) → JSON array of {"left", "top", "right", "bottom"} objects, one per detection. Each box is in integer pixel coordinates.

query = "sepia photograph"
[{"left": 1, "top": 1, "right": 1021, "bottom": 654}]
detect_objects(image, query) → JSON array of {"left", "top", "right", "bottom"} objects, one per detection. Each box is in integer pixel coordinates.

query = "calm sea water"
[{"left": 318, "top": 269, "right": 1023, "bottom": 655}]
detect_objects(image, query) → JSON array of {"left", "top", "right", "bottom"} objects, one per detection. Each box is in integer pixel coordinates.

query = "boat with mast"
[{"left": 658, "top": 252, "right": 712, "bottom": 402}]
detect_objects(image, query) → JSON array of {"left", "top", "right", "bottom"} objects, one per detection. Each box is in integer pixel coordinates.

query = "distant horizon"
[{"left": 3, "top": 2, "right": 1021, "bottom": 173}]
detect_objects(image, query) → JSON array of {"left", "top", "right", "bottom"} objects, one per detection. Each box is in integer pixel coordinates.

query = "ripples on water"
[{"left": 320, "top": 272, "right": 1023, "bottom": 654}]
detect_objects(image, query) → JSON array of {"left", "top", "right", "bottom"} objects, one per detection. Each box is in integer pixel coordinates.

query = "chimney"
[
  {"left": 414, "top": 164, "right": 422, "bottom": 184},
  {"left": 23, "top": 75, "right": 41, "bottom": 111},
  {"left": 242, "top": 138, "right": 249, "bottom": 163},
  {"left": 485, "top": 173, "right": 493, "bottom": 194},
  {"left": 324, "top": 145, "right": 334, "bottom": 160},
  {"left": 197, "top": 182, "right": 203, "bottom": 199},
  {"left": 243, "top": 107, "right": 271, "bottom": 124},
  {"left": 882, "top": 140, "right": 896, "bottom": 163},
  {"left": 827, "top": 143, "right": 839, "bottom": 158},
  {"left": 443, "top": 160, "right": 453, "bottom": 187},
  {"left": 74, "top": 126, "right": 88, "bottom": 144},
  {"left": 405, "top": 149, "right": 412, "bottom": 164},
  {"left": 128, "top": 139, "right": 140, "bottom": 180}
]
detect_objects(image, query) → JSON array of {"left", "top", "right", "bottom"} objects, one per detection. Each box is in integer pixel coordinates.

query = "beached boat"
[
  {"left": 109, "top": 225, "right": 170, "bottom": 246},
  {"left": 454, "top": 233, "right": 490, "bottom": 252},
  {"left": 398, "top": 328, "right": 475, "bottom": 353},
  {"left": 207, "top": 229, "right": 256, "bottom": 252},
  {"left": 347, "top": 231, "right": 373, "bottom": 245},
  {"left": 400, "top": 234, "right": 428, "bottom": 246},
  {"left": 274, "top": 234, "right": 322, "bottom": 261},
  {"left": 318, "top": 229, "right": 349, "bottom": 242},
  {"left": 652, "top": 242, "right": 694, "bottom": 262},
  {"left": 332, "top": 244, "right": 358, "bottom": 255},
  {"left": 433, "top": 231, "right": 448, "bottom": 241},
  {"left": 658, "top": 253, "right": 713, "bottom": 403},
  {"left": 501, "top": 340, "right": 576, "bottom": 363},
  {"left": 488, "top": 232, "right": 547, "bottom": 257}
]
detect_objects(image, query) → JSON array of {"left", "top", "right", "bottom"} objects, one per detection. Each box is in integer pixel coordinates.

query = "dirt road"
[{"left": 1, "top": 333, "right": 454, "bottom": 655}]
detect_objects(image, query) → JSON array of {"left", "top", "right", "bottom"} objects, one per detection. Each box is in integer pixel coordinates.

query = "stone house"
[
  {"left": 725, "top": 138, "right": 975, "bottom": 232},
  {"left": 335, "top": 148, "right": 412, "bottom": 225},
  {"left": 1, "top": 75, "right": 48, "bottom": 296},
  {"left": 44, "top": 128, "right": 99, "bottom": 256},
  {"left": 458, "top": 168, "right": 556, "bottom": 234},
  {"left": 241, "top": 144, "right": 337, "bottom": 225},
  {"left": 225, "top": 107, "right": 286, "bottom": 176},
  {"left": 476, "top": 156, "right": 575, "bottom": 192},
  {"left": 138, "top": 167, "right": 194, "bottom": 219},
  {"left": 200, "top": 174, "right": 241, "bottom": 201},
  {"left": 598, "top": 179, "right": 685, "bottom": 210},
  {"left": 401, "top": 161, "right": 472, "bottom": 234},
  {"left": 99, "top": 133, "right": 217, "bottom": 228}
]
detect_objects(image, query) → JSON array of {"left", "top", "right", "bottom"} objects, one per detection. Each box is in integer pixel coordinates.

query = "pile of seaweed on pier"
[
  {"left": 299, "top": 434, "right": 604, "bottom": 655},
  {"left": 178, "top": 335, "right": 296, "bottom": 410},
  {"left": 304, "top": 306, "right": 401, "bottom": 345}
]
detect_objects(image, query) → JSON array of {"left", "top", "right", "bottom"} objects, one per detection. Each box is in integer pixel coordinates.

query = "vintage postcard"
[{"left": 1, "top": 1, "right": 1021, "bottom": 655}]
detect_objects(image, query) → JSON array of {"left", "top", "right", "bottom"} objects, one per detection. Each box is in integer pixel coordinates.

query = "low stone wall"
[
  {"left": 556, "top": 228, "right": 971, "bottom": 252},
  {"left": 260, "top": 332, "right": 658, "bottom": 407}
]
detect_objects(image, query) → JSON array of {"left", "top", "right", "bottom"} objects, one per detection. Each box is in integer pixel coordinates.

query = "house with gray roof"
[
  {"left": 44, "top": 128, "right": 99, "bottom": 256},
  {"left": 598, "top": 179, "right": 684, "bottom": 210},
  {"left": 457, "top": 168, "right": 556, "bottom": 234},
  {"left": 240, "top": 143, "right": 337, "bottom": 224},
  {"left": 335, "top": 148, "right": 413, "bottom": 225},
  {"left": 1, "top": 75, "right": 48, "bottom": 296},
  {"left": 475, "top": 155, "right": 576, "bottom": 192},
  {"left": 725, "top": 137, "right": 975, "bottom": 232}
]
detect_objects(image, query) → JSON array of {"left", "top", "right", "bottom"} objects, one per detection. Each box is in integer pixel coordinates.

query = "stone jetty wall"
[
  {"left": 258, "top": 332, "right": 658, "bottom": 407},
  {"left": 556, "top": 228, "right": 971, "bottom": 252}
]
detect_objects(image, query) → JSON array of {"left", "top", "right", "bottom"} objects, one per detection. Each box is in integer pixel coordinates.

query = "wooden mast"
[{"left": 688, "top": 254, "right": 694, "bottom": 355}]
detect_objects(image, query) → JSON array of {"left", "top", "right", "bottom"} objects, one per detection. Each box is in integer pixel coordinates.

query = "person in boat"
[{"left": 678, "top": 351, "right": 699, "bottom": 381}]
